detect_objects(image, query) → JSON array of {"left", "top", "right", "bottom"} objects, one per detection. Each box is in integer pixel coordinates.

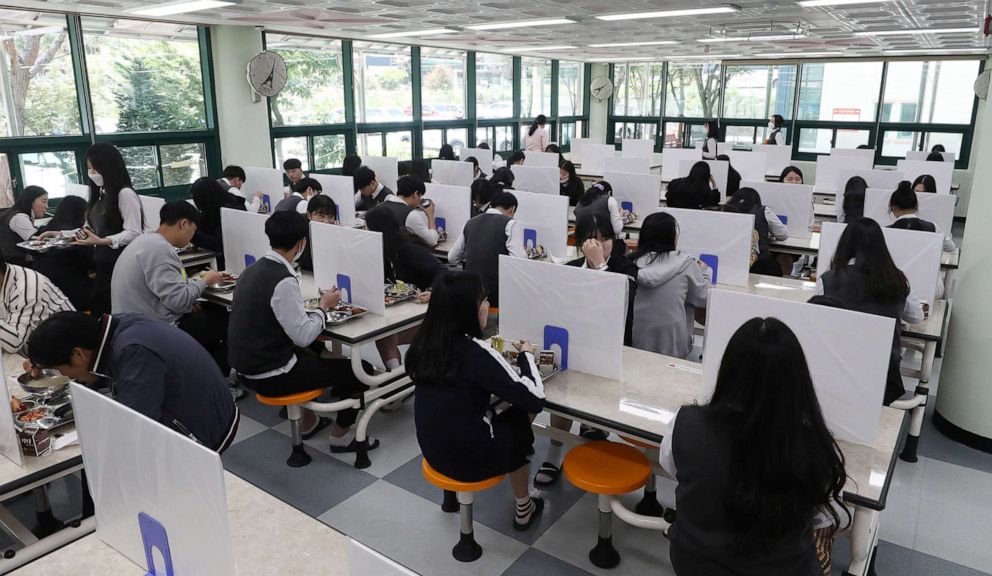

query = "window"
[
  {"left": 82, "top": 17, "right": 207, "bottom": 134},
  {"left": 120, "top": 146, "right": 159, "bottom": 190},
  {"left": 421, "top": 48, "right": 466, "bottom": 120},
  {"left": 0, "top": 10, "right": 82, "bottom": 137},
  {"left": 161, "top": 143, "right": 207, "bottom": 187},
  {"left": 882, "top": 60, "right": 979, "bottom": 125},
  {"left": 476, "top": 125, "right": 514, "bottom": 152},
  {"left": 559, "top": 122, "right": 582, "bottom": 147},
  {"left": 520, "top": 57, "right": 551, "bottom": 118},
  {"left": 797, "top": 128, "right": 870, "bottom": 154},
  {"left": 663, "top": 121, "right": 708, "bottom": 148},
  {"left": 666, "top": 62, "right": 722, "bottom": 118},
  {"left": 614, "top": 122, "right": 658, "bottom": 142},
  {"left": 313, "top": 135, "right": 347, "bottom": 171},
  {"left": 798, "top": 61, "right": 883, "bottom": 122},
  {"left": 358, "top": 133, "right": 384, "bottom": 157},
  {"left": 266, "top": 35, "right": 345, "bottom": 127},
  {"left": 881, "top": 130, "right": 964, "bottom": 158},
  {"left": 614, "top": 63, "right": 664, "bottom": 117},
  {"left": 722, "top": 64, "right": 797, "bottom": 120},
  {"left": 353, "top": 42, "right": 412, "bottom": 123},
  {"left": 558, "top": 61, "right": 584, "bottom": 116},
  {"left": 17, "top": 151, "right": 79, "bottom": 198},
  {"left": 423, "top": 128, "right": 467, "bottom": 158},
  {"left": 358, "top": 131, "right": 412, "bottom": 160},
  {"left": 476, "top": 53, "right": 514, "bottom": 119},
  {"left": 273, "top": 137, "right": 309, "bottom": 172}
]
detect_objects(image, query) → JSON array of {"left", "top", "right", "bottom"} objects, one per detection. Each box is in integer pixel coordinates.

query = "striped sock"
[{"left": 515, "top": 496, "right": 535, "bottom": 524}]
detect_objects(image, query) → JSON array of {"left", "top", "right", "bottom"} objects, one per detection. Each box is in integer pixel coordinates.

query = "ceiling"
[{"left": 5, "top": 0, "right": 991, "bottom": 60}]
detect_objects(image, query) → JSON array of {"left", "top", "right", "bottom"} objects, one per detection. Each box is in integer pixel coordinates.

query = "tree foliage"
[
  {"left": 112, "top": 40, "right": 206, "bottom": 132},
  {"left": 0, "top": 33, "right": 80, "bottom": 136}
]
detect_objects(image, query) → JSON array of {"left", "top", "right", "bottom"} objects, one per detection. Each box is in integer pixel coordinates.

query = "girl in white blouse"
[{"left": 0, "top": 185, "right": 48, "bottom": 266}]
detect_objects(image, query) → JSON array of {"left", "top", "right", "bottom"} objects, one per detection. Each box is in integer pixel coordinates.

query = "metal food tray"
[
  {"left": 13, "top": 395, "right": 73, "bottom": 430},
  {"left": 323, "top": 303, "right": 368, "bottom": 326},
  {"left": 384, "top": 285, "right": 418, "bottom": 306},
  {"left": 17, "top": 238, "right": 72, "bottom": 253},
  {"left": 205, "top": 280, "right": 237, "bottom": 293}
]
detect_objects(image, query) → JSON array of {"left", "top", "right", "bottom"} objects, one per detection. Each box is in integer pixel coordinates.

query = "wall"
[
  {"left": 587, "top": 64, "right": 609, "bottom": 143},
  {"left": 210, "top": 26, "right": 272, "bottom": 168}
]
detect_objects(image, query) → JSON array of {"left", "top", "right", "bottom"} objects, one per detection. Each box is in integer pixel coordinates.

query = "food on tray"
[
  {"left": 197, "top": 271, "right": 236, "bottom": 282},
  {"left": 17, "top": 408, "right": 48, "bottom": 423},
  {"left": 10, "top": 397, "right": 32, "bottom": 413},
  {"left": 525, "top": 245, "right": 546, "bottom": 260},
  {"left": 622, "top": 211, "right": 638, "bottom": 224}
]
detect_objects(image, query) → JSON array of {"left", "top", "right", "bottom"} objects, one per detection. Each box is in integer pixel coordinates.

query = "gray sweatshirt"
[
  {"left": 632, "top": 251, "right": 711, "bottom": 359},
  {"left": 111, "top": 232, "right": 206, "bottom": 324}
]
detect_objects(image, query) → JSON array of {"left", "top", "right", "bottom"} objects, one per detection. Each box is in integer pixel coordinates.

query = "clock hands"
[{"left": 261, "top": 61, "right": 275, "bottom": 90}]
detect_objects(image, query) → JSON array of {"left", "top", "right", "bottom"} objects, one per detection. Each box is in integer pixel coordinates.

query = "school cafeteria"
[{"left": 0, "top": 0, "right": 990, "bottom": 574}]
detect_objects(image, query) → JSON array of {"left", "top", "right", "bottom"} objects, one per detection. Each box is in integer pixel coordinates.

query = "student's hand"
[
  {"left": 697, "top": 259, "right": 710, "bottom": 272},
  {"left": 424, "top": 202, "right": 436, "bottom": 221},
  {"left": 514, "top": 340, "right": 536, "bottom": 355},
  {"left": 254, "top": 191, "right": 264, "bottom": 200},
  {"left": 21, "top": 360, "right": 42, "bottom": 379},
  {"left": 416, "top": 290, "right": 432, "bottom": 304},
  {"left": 320, "top": 286, "right": 341, "bottom": 310},
  {"left": 201, "top": 270, "right": 224, "bottom": 286},
  {"left": 72, "top": 228, "right": 111, "bottom": 247},
  {"left": 582, "top": 238, "right": 606, "bottom": 269},
  {"left": 38, "top": 231, "right": 60, "bottom": 239}
]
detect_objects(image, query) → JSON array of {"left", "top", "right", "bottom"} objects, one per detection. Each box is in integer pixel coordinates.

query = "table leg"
[
  {"left": 943, "top": 268, "right": 954, "bottom": 298},
  {"left": 352, "top": 385, "right": 415, "bottom": 469},
  {"left": 844, "top": 506, "right": 879, "bottom": 576}
]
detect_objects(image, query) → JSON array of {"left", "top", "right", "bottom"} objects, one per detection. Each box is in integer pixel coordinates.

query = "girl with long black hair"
[
  {"left": 666, "top": 161, "right": 720, "bottom": 209},
  {"left": 74, "top": 142, "right": 144, "bottom": 315},
  {"left": 780, "top": 165, "right": 804, "bottom": 185},
  {"left": 839, "top": 176, "right": 867, "bottom": 223},
  {"left": 558, "top": 161, "right": 584, "bottom": 206},
  {"left": 190, "top": 177, "right": 246, "bottom": 265},
  {"left": 34, "top": 196, "right": 93, "bottom": 309},
  {"left": 524, "top": 114, "right": 548, "bottom": 152},
  {"left": 574, "top": 181, "right": 624, "bottom": 236},
  {"left": 0, "top": 185, "right": 48, "bottom": 266},
  {"left": 701, "top": 120, "right": 720, "bottom": 159},
  {"left": 726, "top": 187, "right": 789, "bottom": 276},
  {"left": 438, "top": 144, "right": 456, "bottom": 161},
  {"left": 912, "top": 174, "right": 937, "bottom": 193},
  {"left": 766, "top": 114, "right": 786, "bottom": 145},
  {"left": 816, "top": 218, "right": 925, "bottom": 404},
  {"left": 660, "top": 317, "right": 849, "bottom": 575}
]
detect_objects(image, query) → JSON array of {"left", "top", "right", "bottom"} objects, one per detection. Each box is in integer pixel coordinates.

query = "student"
[
  {"left": 524, "top": 115, "right": 549, "bottom": 152},
  {"left": 354, "top": 166, "right": 393, "bottom": 212},
  {"left": 275, "top": 177, "right": 322, "bottom": 214},
  {"left": 298, "top": 195, "right": 339, "bottom": 273},
  {"left": 409, "top": 159, "right": 432, "bottom": 184},
  {"left": 839, "top": 176, "right": 867, "bottom": 223},
  {"left": 765, "top": 114, "right": 786, "bottom": 145},
  {"left": 74, "top": 142, "right": 144, "bottom": 316},
  {"left": 34, "top": 196, "right": 93, "bottom": 310},
  {"left": 190, "top": 177, "right": 246, "bottom": 267},
  {"left": 228, "top": 211, "right": 375, "bottom": 452},
  {"left": 218, "top": 165, "right": 262, "bottom": 213},
  {"left": 0, "top": 185, "right": 48, "bottom": 266},
  {"left": 283, "top": 158, "right": 306, "bottom": 187},
  {"left": 912, "top": 174, "right": 937, "bottom": 193},
  {"left": 438, "top": 144, "right": 456, "bottom": 161},
  {"left": 926, "top": 151, "right": 944, "bottom": 162},
  {"left": 716, "top": 154, "right": 741, "bottom": 196},
  {"left": 780, "top": 165, "right": 805, "bottom": 185},
  {"left": 666, "top": 161, "right": 720, "bottom": 210},
  {"left": 726, "top": 187, "right": 789, "bottom": 276},
  {"left": 574, "top": 181, "right": 624, "bottom": 236},
  {"left": 471, "top": 179, "right": 497, "bottom": 218},
  {"left": 490, "top": 166, "right": 516, "bottom": 190},
  {"left": 660, "top": 317, "right": 848, "bottom": 576},
  {"left": 342, "top": 154, "right": 362, "bottom": 177},
  {"left": 27, "top": 311, "right": 239, "bottom": 453},
  {"left": 507, "top": 150, "right": 526, "bottom": 166},
  {"left": 111, "top": 201, "right": 230, "bottom": 376},
  {"left": 406, "top": 271, "right": 545, "bottom": 530},
  {"left": 370, "top": 176, "right": 439, "bottom": 247},
  {"left": 630, "top": 212, "right": 710, "bottom": 358},
  {"left": 558, "top": 161, "right": 584, "bottom": 207},
  {"left": 544, "top": 143, "right": 564, "bottom": 166},
  {"left": 701, "top": 120, "right": 720, "bottom": 160},
  {"left": 888, "top": 181, "right": 956, "bottom": 252},
  {"left": 464, "top": 156, "right": 487, "bottom": 181},
  {"left": 365, "top": 207, "right": 445, "bottom": 292},
  {"left": 816, "top": 218, "right": 925, "bottom": 405},
  {"left": 931, "top": 144, "right": 946, "bottom": 154},
  {"left": 0, "top": 254, "right": 74, "bottom": 353},
  {"left": 448, "top": 191, "right": 526, "bottom": 308}
]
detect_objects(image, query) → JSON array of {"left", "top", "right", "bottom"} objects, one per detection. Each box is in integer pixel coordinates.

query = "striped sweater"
[{"left": 0, "top": 264, "right": 74, "bottom": 354}]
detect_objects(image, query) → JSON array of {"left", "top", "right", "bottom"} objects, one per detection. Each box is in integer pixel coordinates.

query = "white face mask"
[
  {"left": 560, "top": 176, "right": 569, "bottom": 184},
  {"left": 768, "top": 121, "right": 776, "bottom": 130},
  {"left": 88, "top": 170, "right": 104, "bottom": 187}
]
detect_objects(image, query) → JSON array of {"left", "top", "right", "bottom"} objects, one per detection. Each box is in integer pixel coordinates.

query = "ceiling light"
[
  {"left": 855, "top": 27, "right": 978, "bottom": 36},
  {"left": 883, "top": 48, "right": 989, "bottom": 55},
  {"left": 587, "top": 57, "right": 659, "bottom": 62},
  {"left": 127, "top": 0, "right": 235, "bottom": 17},
  {"left": 467, "top": 18, "right": 574, "bottom": 31},
  {"left": 588, "top": 41, "right": 678, "bottom": 47},
  {"left": 371, "top": 28, "right": 456, "bottom": 39},
  {"left": 10, "top": 26, "right": 64, "bottom": 37},
  {"left": 754, "top": 51, "right": 843, "bottom": 57},
  {"left": 797, "top": 0, "right": 895, "bottom": 6},
  {"left": 698, "top": 34, "right": 801, "bottom": 43},
  {"left": 596, "top": 6, "right": 739, "bottom": 22},
  {"left": 501, "top": 45, "right": 575, "bottom": 52},
  {"left": 666, "top": 53, "right": 740, "bottom": 59}
]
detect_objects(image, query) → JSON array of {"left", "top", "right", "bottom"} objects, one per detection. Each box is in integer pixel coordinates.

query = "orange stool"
[
  {"left": 256, "top": 389, "right": 322, "bottom": 468},
  {"left": 563, "top": 441, "right": 651, "bottom": 569},
  {"left": 422, "top": 459, "right": 504, "bottom": 562},
  {"left": 620, "top": 436, "right": 665, "bottom": 518}
]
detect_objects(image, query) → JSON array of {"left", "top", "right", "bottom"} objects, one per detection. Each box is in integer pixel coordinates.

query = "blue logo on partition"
[
  {"left": 777, "top": 214, "right": 789, "bottom": 225},
  {"left": 244, "top": 254, "right": 256, "bottom": 267},
  {"left": 524, "top": 228, "right": 538, "bottom": 251},
  {"left": 435, "top": 217, "right": 446, "bottom": 232},
  {"left": 620, "top": 201, "right": 634, "bottom": 213},
  {"left": 335, "top": 205, "right": 341, "bottom": 221},
  {"left": 262, "top": 194, "right": 272, "bottom": 213},
  {"left": 139, "top": 512, "right": 174, "bottom": 576},
  {"left": 543, "top": 325, "right": 569, "bottom": 371},
  {"left": 699, "top": 253, "right": 719, "bottom": 285},
  {"left": 336, "top": 274, "right": 352, "bottom": 303}
]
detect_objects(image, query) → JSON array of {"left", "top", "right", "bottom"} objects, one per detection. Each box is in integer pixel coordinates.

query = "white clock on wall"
[
  {"left": 590, "top": 75, "right": 614, "bottom": 101},
  {"left": 246, "top": 51, "right": 288, "bottom": 98}
]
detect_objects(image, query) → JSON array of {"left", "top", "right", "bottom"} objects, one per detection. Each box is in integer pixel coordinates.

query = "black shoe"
[
  {"left": 329, "top": 437, "right": 380, "bottom": 454},
  {"left": 513, "top": 497, "right": 545, "bottom": 531},
  {"left": 579, "top": 424, "right": 608, "bottom": 441},
  {"left": 301, "top": 416, "right": 332, "bottom": 440},
  {"left": 278, "top": 406, "right": 288, "bottom": 419},
  {"left": 533, "top": 462, "right": 561, "bottom": 487}
]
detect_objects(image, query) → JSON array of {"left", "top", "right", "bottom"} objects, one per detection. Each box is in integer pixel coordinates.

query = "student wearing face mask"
[
  {"left": 75, "top": 143, "right": 145, "bottom": 316},
  {"left": 558, "top": 161, "right": 584, "bottom": 207},
  {"left": 765, "top": 115, "right": 785, "bottom": 145},
  {"left": 298, "top": 195, "right": 339, "bottom": 273}
]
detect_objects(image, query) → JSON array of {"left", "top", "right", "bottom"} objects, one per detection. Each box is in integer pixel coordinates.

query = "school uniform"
[
  {"left": 355, "top": 183, "right": 394, "bottom": 212},
  {"left": 448, "top": 209, "right": 526, "bottom": 307},
  {"left": 665, "top": 179, "right": 720, "bottom": 210},
  {"left": 414, "top": 335, "right": 544, "bottom": 481},
  {"left": 574, "top": 195, "right": 624, "bottom": 236},
  {"left": 726, "top": 165, "right": 742, "bottom": 196},
  {"left": 383, "top": 196, "right": 439, "bottom": 247},
  {"left": 219, "top": 177, "right": 260, "bottom": 214},
  {"left": 567, "top": 242, "right": 637, "bottom": 345},
  {"left": 192, "top": 192, "right": 246, "bottom": 270},
  {"left": 0, "top": 264, "right": 74, "bottom": 354},
  {"left": 890, "top": 213, "right": 957, "bottom": 252},
  {"left": 0, "top": 210, "right": 36, "bottom": 267},
  {"left": 748, "top": 205, "right": 789, "bottom": 276},
  {"left": 274, "top": 192, "right": 308, "bottom": 214},
  {"left": 33, "top": 236, "right": 93, "bottom": 310},
  {"left": 87, "top": 187, "right": 144, "bottom": 316},
  {"left": 560, "top": 177, "right": 584, "bottom": 207},
  {"left": 767, "top": 129, "right": 785, "bottom": 145},
  {"left": 631, "top": 251, "right": 711, "bottom": 359},
  {"left": 702, "top": 137, "right": 718, "bottom": 160},
  {"left": 660, "top": 406, "right": 822, "bottom": 576}
]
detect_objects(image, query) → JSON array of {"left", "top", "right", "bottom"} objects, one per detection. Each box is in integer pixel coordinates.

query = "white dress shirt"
[
  {"left": 108, "top": 188, "right": 143, "bottom": 250},
  {"left": 892, "top": 213, "right": 957, "bottom": 253},
  {"left": 386, "top": 195, "right": 439, "bottom": 247},
  {"left": 448, "top": 208, "right": 527, "bottom": 265},
  {"left": 9, "top": 213, "right": 36, "bottom": 241}
]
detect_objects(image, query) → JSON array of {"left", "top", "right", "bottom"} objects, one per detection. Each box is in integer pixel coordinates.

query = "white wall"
[
  {"left": 211, "top": 26, "right": 272, "bottom": 169},
  {"left": 587, "top": 64, "right": 610, "bottom": 146}
]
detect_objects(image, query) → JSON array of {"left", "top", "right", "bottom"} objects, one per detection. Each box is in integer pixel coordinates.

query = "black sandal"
[
  {"left": 533, "top": 462, "right": 561, "bottom": 487},
  {"left": 301, "top": 416, "right": 332, "bottom": 440},
  {"left": 513, "top": 497, "right": 545, "bottom": 531}
]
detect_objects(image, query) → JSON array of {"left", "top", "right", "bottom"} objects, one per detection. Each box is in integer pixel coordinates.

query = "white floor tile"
[
  {"left": 231, "top": 414, "right": 268, "bottom": 445},
  {"left": 879, "top": 457, "right": 927, "bottom": 548}
]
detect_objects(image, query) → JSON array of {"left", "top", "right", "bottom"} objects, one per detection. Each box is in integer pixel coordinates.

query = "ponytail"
[{"left": 528, "top": 114, "right": 547, "bottom": 136}]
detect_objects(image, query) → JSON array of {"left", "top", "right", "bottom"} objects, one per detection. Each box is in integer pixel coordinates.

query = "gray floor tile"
[
  {"left": 502, "top": 548, "right": 596, "bottom": 576},
  {"left": 880, "top": 457, "right": 927, "bottom": 548},
  {"left": 231, "top": 414, "right": 268, "bottom": 445},
  {"left": 234, "top": 394, "right": 285, "bottom": 428},
  {"left": 914, "top": 458, "right": 992, "bottom": 572},
  {"left": 319, "top": 479, "right": 528, "bottom": 576},
  {"left": 832, "top": 539, "right": 991, "bottom": 576},
  {"left": 222, "top": 429, "right": 376, "bottom": 517},
  {"left": 918, "top": 402, "right": 992, "bottom": 474}
]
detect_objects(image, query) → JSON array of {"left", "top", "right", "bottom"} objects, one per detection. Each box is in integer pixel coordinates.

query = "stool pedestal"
[
  {"left": 589, "top": 494, "right": 621, "bottom": 569},
  {"left": 634, "top": 474, "right": 665, "bottom": 517},
  {"left": 286, "top": 404, "right": 311, "bottom": 468},
  {"left": 452, "top": 492, "right": 483, "bottom": 562}
]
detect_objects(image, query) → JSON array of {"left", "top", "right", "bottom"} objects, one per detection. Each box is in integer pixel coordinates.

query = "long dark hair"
[
  {"left": 574, "top": 212, "right": 617, "bottom": 245},
  {"left": 405, "top": 271, "right": 486, "bottom": 384},
  {"left": 342, "top": 154, "right": 362, "bottom": 177},
  {"left": 912, "top": 174, "right": 936, "bottom": 193},
  {"left": 438, "top": 144, "right": 456, "bottom": 161},
  {"left": 364, "top": 205, "right": 411, "bottom": 277},
  {"left": 560, "top": 161, "right": 578, "bottom": 182},
  {"left": 830, "top": 218, "right": 909, "bottom": 302},
  {"left": 926, "top": 151, "right": 944, "bottom": 162},
  {"left": 842, "top": 176, "right": 867, "bottom": 222},
  {"left": 507, "top": 150, "right": 525, "bottom": 165},
  {"left": 85, "top": 143, "right": 134, "bottom": 231},
  {"left": 889, "top": 181, "right": 918, "bottom": 213},
  {"left": 771, "top": 114, "right": 784, "bottom": 128},
  {"left": 705, "top": 120, "right": 719, "bottom": 139},
  {"left": 11, "top": 185, "right": 47, "bottom": 217},
  {"left": 705, "top": 317, "right": 849, "bottom": 551},
  {"left": 190, "top": 177, "right": 228, "bottom": 233},
  {"left": 727, "top": 187, "right": 762, "bottom": 215},
  {"left": 528, "top": 114, "right": 547, "bottom": 136},
  {"left": 577, "top": 181, "right": 611, "bottom": 207},
  {"left": 780, "top": 165, "right": 804, "bottom": 183},
  {"left": 630, "top": 212, "right": 678, "bottom": 263},
  {"left": 41, "top": 195, "right": 87, "bottom": 232}
]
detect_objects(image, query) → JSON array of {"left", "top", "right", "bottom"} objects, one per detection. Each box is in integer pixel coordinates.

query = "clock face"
[
  {"left": 590, "top": 75, "right": 614, "bottom": 101},
  {"left": 247, "top": 51, "right": 288, "bottom": 98}
]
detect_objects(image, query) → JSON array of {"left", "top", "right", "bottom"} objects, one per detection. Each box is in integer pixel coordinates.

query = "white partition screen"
[
  {"left": 582, "top": 144, "right": 617, "bottom": 176},
  {"left": 0, "top": 353, "right": 22, "bottom": 467},
  {"left": 310, "top": 222, "right": 386, "bottom": 315},
  {"left": 424, "top": 183, "right": 472, "bottom": 243},
  {"left": 220, "top": 208, "right": 270, "bottom": 275},
  {"left": 723, "top": 150, "right": 768, "bottom": 183},
  {"left": 831, "top": 148, "right": 876, "bottom": 161},
  {"left": 139, "top": 195, "right": 164, "bottom": 231},
  {"left": 604, "top": 171, "right": 662, "bottom": 217},
  {"left": 814, "top": 155, "right": 873, "bottom": 193},
  {"left": 751, "top": 144, "right": 792, "bottom": 175},
  {"left": 863, "top": 188, "right": 955, "bottom": 234},
  {"left": 896, "top": 160, "right": 953, "bottom": 194},
  {"left": 622, "top": 139, "right": 654, "bottom": 159},
  {"left": 832, "top": 169, "right": 905, "bottom": 219},
  {"left": 605, "top": 156, "right": 650, "bottom": 175},
  {"left": 742, "top": 180, "right": 813, "bottom": 239},
  {"left": 658, "top": 207, "right": 754, "bottom": 287},
  {"left": 525, "top": 151, "right": 560, "bottom": 168},
  {"left": 242, "top": 166, "right": 284, "bottom": 213},
  {"left": 511, "top": 165, "right": 559, "bottom": 195},
  {"left": 511, "top": 189, "right": 569, "bottom": 260},
  {"left": 661, "top": 148, "right": 701, "bottom": 183},
  {"left": 310, "top": 174, "right": 357, "bottom": 226},
  {"left": 431, "top": 160, "right": 474, "bottom": 187},
  {"left": 363, "top": 156, "right": 399, "bottom": 192},
  {"left": 569, "top": 137, "right": 603, "bottom": 166},
  {"left": 458, "top": 148, "right": 494, "bottom": 177}
]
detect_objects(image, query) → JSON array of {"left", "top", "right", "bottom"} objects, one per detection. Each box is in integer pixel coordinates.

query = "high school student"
[
  {"left": 574, "top": 181, "right": 624, "bottom": 236},
  {"left": 726, "top": 188, "right": 789, "bottom": 276},
  {"left": 660, "top": 317, "right": 848, "bottom": 576},
  {"left": 524, "top": 115, "right": 549, "bottom": 152},
  {"left": 702, "top": 120, "right": 720, "bottom": 160},
  {"left": 780, "top": 165, "right": 805, "bottom": 185},
  {"left": 298, "top": 195, "right": 338, "bottom": 273},
  {"left": 507, "top": 150, "right": 526, "bottom": 166},
  {"left": 283, "top": 158, "right": 306, "bottom": 187},
  {"left": 438, "top": 144, "right": 456, "bottom": 161},
  {"left": 815, "top": 218, "right": 925, "bottom": 405},
  {"left": 630, "top": 212, "right": 710, "bottom": 358},
  {"left": 409, "top": 159, "right": 432, "bottom": 184},
  {"left": 275, "top": 177, "right": 322, "bottom": 214},
  {"left": 471, "top": 179, "right": 497, "bottom": 217},
  {"left": 218, "top": 165, "right": 261, "bottom": 213},
  {"left": 666, "top": 161, "right": 720, "bottom": 210},
  {"left": 464, "top": 156, "right": 487, "bottom": 181},
  {"left": 838, "top": 176, "right": 867, "bottom": 223},
  {"left": 342, "top": 155, "right": 362, "bottom": 178},
  {"left": 926, "top": 151, "right": 944, "bottom": 162},
  {"left": 368, "top": 176, "right": 439, "bottom": 248},
  {"left": 0, "top": 185, "right": 48, "bottom": 266},
  {"left": 544, "top": 143, "right": 564, "bottom": 166},
  {"left": 0, "top": 253, "right": 74, "bottom": 354},
  {"left": 888, "top": 181, "right": 956, "bottom": 252},
  {"left": 190, "top": 177, "right": 246, "bottom": 268},
  {"left": 34, "top": 196, "right": 93, "bottom": 310},
  {"left": 912, "top": 174, "right": 937, "bottom": 193},
  {"left": 931, "top": 144, "right": 946, "bottom": 154},
  {"left": 766, "top": 114, "right": 786, "bottom": 145},
  {"left": 406, "top": 271, "right": 545, "bottom": 531},
  {"left": 491, "top": 166, "right": 515, "bottom": 190},
  {"left": 559, "top": 161, "right": 584, "bottom": 207},
  {"left": 354, "top": 166, "right": 394, "bottom": 212},
  {"left": 716, "top": 154, "right": 741, "bottom": 196}
]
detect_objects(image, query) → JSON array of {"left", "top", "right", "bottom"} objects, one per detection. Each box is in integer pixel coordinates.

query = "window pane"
[
  {"left": 353, "top": 42, "right": 412, "bottom": 123},
  {"left": 725, "top": 125, "right": 758, "bottom": 146},
  {"left": 881, "top": 130, "right": 919, "bottom": 158},
  {"left": 18, "top": 150, "right": 79, "bottom": 199},
  {"left": 922, "top": 132, "right": 963, "bottom": 157},
  {"left": 313, "top": 135, "right": 346, "bottom": 170},
  {"left": 835, "top": 129, "right": 870, "bottom": 150},
  {"left": 663, "top": 122, "right": 685, "bottom": 148},
  {"left": 477, "top": 53, "right": 514, "bottom": 119},
  {"left": 882, "top": 60, "right": 979, "bottom": 125},
  {"left": 274, "top": 137, "right": 309, "bottom": 171},
  {"left": 120, "top": 146, "right": 159, "bottom": 190},
  {"left": 558, "top": 61, "right": 584, "bottom": 116},
  {"left": 613, "top": 64, "right": 628, "bottom": 116},
  {"left": 359, "top": 133, "right": 384, "bottom": 157},
  {"left": 266, "top": 35, "right": 345, "bottom": 127},
  {"left": 423, "top": 129, "right": 442, "bottom": 158},
  {"left": 798, "top": 128, "right": 832, "bottom": 154},
  {"left": 385, "top": 131, "right": 412, "bottom": 160},
  {"left": 723, "top": 64, "right": 797, "bottom": 120},
  {"left": 0, "top": 10, "right": 81, "bottom": 137},
  {"left": 421, "top": 48, "right": 466, "bottom": 120},
  {"left": 83, "top": 17, "right": 206, "bottom": 134},
  {"left": 666, "top": 62, "right": 722, "bottom": 118},
  {"left": 798, "top": 61, "right": 882, "bottom": 122},
  {"left": 520, "top": 57, "right": 551, "bottom": 118},
  {"left": 560, "top": 122, "right": 577, "bottom": 148},
  {"left": 614, "top": 122, "right": 657, "bottom": 142},
  {"left": 447, "top": 129, "right": 468, "bottom": 154},
  {"left": 161, "top": 143, "right": 206, "bottom": 187}
]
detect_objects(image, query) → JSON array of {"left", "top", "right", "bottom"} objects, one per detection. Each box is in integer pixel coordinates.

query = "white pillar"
[
  {"left": 587, "top": 64, "right": 609, "bottom": 143},
  {"left": 934, "top": 57, "right": 992, "bottom": 450},
  {"left": 210, "top": 26, "right": 272, "bottom": 168}
]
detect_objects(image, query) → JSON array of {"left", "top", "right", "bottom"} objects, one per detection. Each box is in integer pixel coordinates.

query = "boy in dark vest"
[
  {"left": 366, "top": 176, "right": 439, "bottom": 247},
  {"left": 275, "top": 177, "right": 322, "bottom": 214},
  {"left": 354, "top": 167, "right": 394, "bottom": 212}
]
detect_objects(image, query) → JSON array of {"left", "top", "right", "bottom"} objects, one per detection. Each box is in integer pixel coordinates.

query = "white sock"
[
  {"left": 515, "top": 496, "right": 535, "bottom": 523},
  {"left": 385, "top": 358, "right": 401, "bottom": 371},
  {"left": 329, "top": 429, "right": 356, "bottom": 446},
  {"left": 545, "top": 443, "right": 563, "bottom": 467}
]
